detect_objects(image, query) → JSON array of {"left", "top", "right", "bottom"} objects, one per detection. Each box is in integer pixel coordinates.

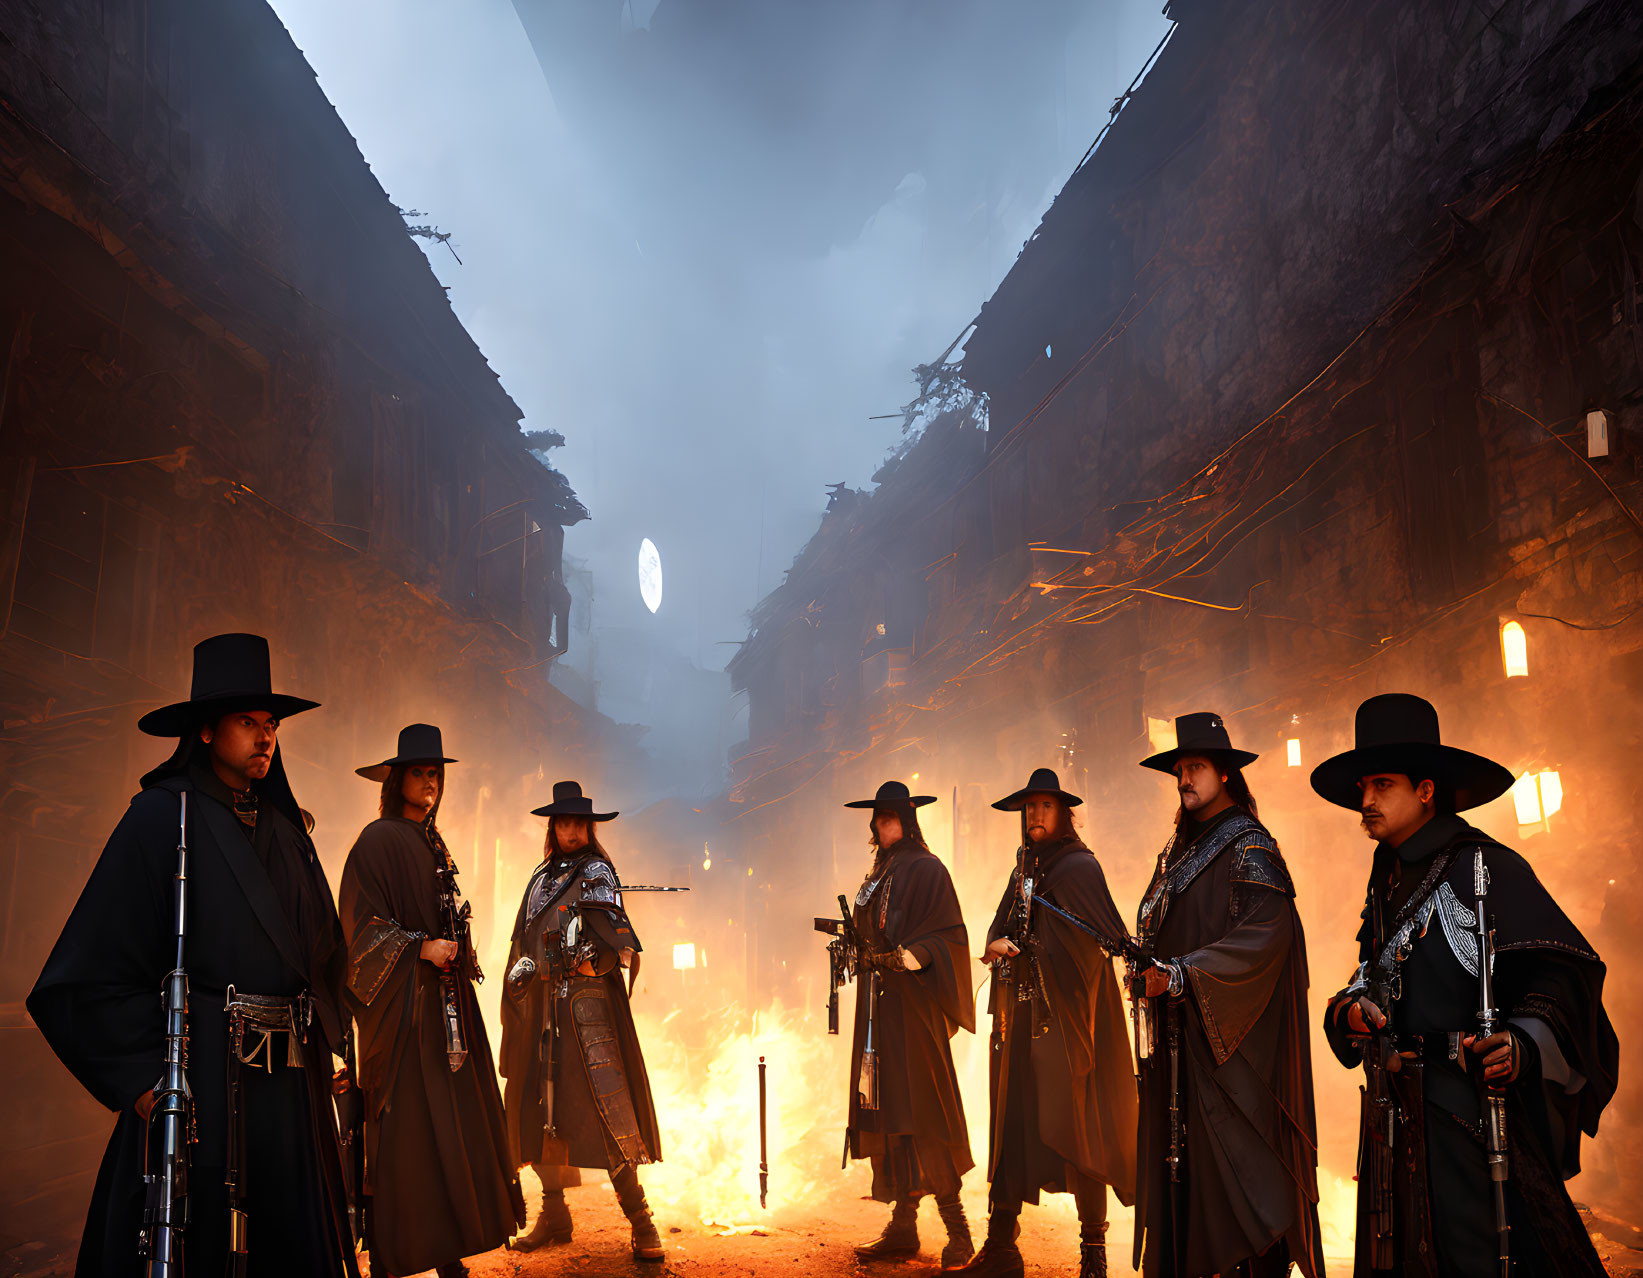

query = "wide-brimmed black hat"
[
  {"left": 531, "top": 779, "right": 619, "bottom": 822},
  {"left": 844, "top": 780, "right": 937, "bottom": 811},
  {"left": 1309, "top": 693, "right": 1515, "bottom": 812},
  {"left": 1139, "top": 711, "right": 1259, "bottom": 774},
  {"left": 355, "top": 723, "right": 458, "bottom": 782},
  {"left": 138, "top": 633, "right": 320, "bottom": 738},
  {"left": 992, "top": 767, "right": 1084, "bottom": 812}
]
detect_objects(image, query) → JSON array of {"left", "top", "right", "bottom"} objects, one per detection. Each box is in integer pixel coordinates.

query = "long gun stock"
[
  {"left": 140, "top": 792, "right": 193, "bottom": 1277},
  {"left": 1474, "top": 848, "right": 1510, "bottom": 1278}
]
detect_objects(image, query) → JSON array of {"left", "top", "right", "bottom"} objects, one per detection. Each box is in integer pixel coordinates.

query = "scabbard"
[{"left": 1386, "top": 1061, "right": 1442, "bottom": 1278}]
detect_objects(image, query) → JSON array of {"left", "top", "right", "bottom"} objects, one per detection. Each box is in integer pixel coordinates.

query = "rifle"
[
  {"left": 427, "top": 819, "right": 478, "bottom": 1072},
  {"left": 139, "top": 792, "right": 193, "bottom": 1278},
  {"left": 1347, "top": 884, "right": 1397, "bottom": 1271},
  {"left": 1474, "top": 848, "right": 1510, "bottom": 1278},
  {"left": 813, "top": 893, "right": 867, "bottom": 1037},
  {"left": 338, "top": 1029, "right": 368, "bottom": 1251},
  {"left": 1030, "top": 890, "right": 1164, "bottom": 1067}
]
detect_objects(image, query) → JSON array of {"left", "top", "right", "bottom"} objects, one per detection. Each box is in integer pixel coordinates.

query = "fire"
[{"left": 631, "top": 997, "right": 860, "bottom": 1229}]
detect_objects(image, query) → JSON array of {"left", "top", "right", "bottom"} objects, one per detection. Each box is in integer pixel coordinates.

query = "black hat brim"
[
  {"left": 991, "top": 787, "right": 1084, "bottom": 812},
  {"left": 1309, "top": 742, "right": 1515, "bottom": 812},
  {"left": 1139, "top": 746, "right": 1260, "bottom": 775},
  {"left": 843, "top": 795, "right": 937, "bottom": 809},
  {"left": 531, "top": 804, "right": 619, "bottom": 821},
  {"left": 138, "top": 693, "right": 320, "bottom": 738},
  {"left": 355, "top": 755, "right": 459, "bottom": 783}
]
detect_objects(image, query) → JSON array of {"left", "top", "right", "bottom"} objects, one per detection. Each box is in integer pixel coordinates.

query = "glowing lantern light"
[
  {"left": 1500, "top": 620, "right": 1528, "bottom": 679},
  {"left": 702, "top": 841, "right": 711, "bottom": 872},
  {"left": 672, "top": 942, "right": 697, "bottom": 971},
  {"left": 1286, "top": 739, "right": 1303, "bottom": 768},
  {"left": 1538, "top": 770, "right": 1563, "bottom": 819},
  {"left": 638, "top": 538, "right": 663, "bottom": 614},
  {"left": 1513, "top": 769, "right": 1564, "bottom": 829},
  {"left": 1587, "top": 409, "right": 1611, "bottom": 459}
]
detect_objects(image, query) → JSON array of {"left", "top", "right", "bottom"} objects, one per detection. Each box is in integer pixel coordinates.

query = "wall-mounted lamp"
[
  {"left": 1512, "top": 769, "right": 1563, "bottom": 830},
  {"left": 1586, "top": 409, "right": 1611, "bottom": 460},
  {"left": 1500, "top": 620, "right": 1528, "bottom": 679}
]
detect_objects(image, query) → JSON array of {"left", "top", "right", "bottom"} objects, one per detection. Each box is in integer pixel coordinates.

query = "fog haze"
[{"left": 270, "top": 0, "right": 1170, "bottom": 699}]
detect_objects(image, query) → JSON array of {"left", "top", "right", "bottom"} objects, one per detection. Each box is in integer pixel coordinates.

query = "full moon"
[{"left": 638, "top": 538, "right": 663, "bottom": 614}]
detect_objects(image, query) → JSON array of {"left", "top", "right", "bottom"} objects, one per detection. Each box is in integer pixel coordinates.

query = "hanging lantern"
[{"left": 1500, "top": 620, "right": 1528, "bottom": 679}]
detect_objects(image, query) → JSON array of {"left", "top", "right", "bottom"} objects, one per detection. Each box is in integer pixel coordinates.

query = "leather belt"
[
  {"left": 225, "top": 986, "right": 313, "bottom": 1071},
  {"left": 1392, "top": 1031, "right": 1467, "bottom": 1066}
]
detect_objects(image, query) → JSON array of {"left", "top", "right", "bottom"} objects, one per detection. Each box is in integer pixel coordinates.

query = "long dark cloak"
[
  {"left": 28, "top": 750, "right": 357, "bottom": 1278},
  {"left": 1133, "top": 811, "right": 1324, "bottom": 1278},
  {"left": 497, "top": 850, "right": 661, "bottom": 1175},
  {"left": 339, "top": 817, "right": 523, "bottom": 1275},
  {"left": 984, "top": 835, "right": 1137, "bottom": 1204},
  {"left": 1323, "top": 819, "right": 1618, "bottom": 1278},
  {"left": 845, "top": 840, "right": 975, "bottom": 1201}
]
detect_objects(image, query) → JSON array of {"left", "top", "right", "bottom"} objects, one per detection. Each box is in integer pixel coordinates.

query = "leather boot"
[
  {"left": 950, "top": 1209, "right": 1022, "bottom": 1277},
  {"left": 854, "top": 1198, "right": 920, "bottom": 1260},
  {"left": 937, "top": 1195, "right": 974, "bottom": 1269},
  {"left": 1079, "top": 1241, "right": 1108, "bottom": 1278},
  {"left": 614, "top": 1166, "right": 665, "bottom": 1262},
  {"left": 511, "top": 1188, "right": 573, "bottom": 1251}
]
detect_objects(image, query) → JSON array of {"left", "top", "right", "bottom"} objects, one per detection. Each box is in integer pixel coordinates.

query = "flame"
[{"left": 631, "top": 997, "right": 860, "bottom": 1230}]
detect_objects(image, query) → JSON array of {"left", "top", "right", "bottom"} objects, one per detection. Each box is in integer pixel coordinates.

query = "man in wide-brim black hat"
[
  {"left": 338, "top": 724, "right": 524, "bottom": 1278},
  {"left": 498, "top": 781, "right": 667, "bottom": 1263},
  {"left": 1316, "top": 693, "right": 1618, "bottom": 1278},
  {"left": 1131, "top": 713, "right": 1324, "bottom": 1278},
  {"left": 29, "top": 633, "right": 360, "bottom": 1278},
  {"left": 956, "top": 768, "right": 1134, "bottom": 1278},
  {"left": 835, "top": 781, "right": 977, "bottom": 1270}
]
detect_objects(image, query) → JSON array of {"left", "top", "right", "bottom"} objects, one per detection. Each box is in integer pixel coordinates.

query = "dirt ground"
[
  {"left": 450, "top": 1183, "right": 1643, "bottom": 1278},
  {"left": 12, "top": 1181, "right": 1641, "bottom": 1276},
  {"left": 456, "top": 1180, "right": 1143, "bottom": 1278}
]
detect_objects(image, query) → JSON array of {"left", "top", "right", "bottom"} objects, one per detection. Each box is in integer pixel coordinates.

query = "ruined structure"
[
  {"left": 730, "top": 0, "right": 1643, "bottom": 1227},
  {"left": 0, "top": 0, "right": 628, "bottom": 1253}
]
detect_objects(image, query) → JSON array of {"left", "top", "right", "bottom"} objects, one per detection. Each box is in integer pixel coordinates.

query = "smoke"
[{"left": 269, "top": 0, "right": 1172, "bottom": 690}]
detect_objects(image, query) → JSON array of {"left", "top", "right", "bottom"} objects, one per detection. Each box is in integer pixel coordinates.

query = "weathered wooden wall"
[
  {"left": 0, "top": 0, "right": 629, "bottom": 1257},
  {"left": 728, "top": 0, "right": 1643, "bottom": 1226}
]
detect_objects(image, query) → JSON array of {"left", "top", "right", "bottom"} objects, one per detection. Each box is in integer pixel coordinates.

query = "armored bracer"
[{"left": 347, "top": 915, "right": 426, "bottom": 1005}]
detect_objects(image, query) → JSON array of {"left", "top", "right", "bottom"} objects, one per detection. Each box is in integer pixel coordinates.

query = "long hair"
[
  {"left": 1020, "top": 798, "right": 1079, "bottom": 846},
  {"left": 380, "top": 762, "right": 445, "bottom": 837},
  {"left": 1174, "top": 760, "right": 1259, "bottom": 827},
  {"left": 546, "top": 817, "right": 610, "bottom": 862}
]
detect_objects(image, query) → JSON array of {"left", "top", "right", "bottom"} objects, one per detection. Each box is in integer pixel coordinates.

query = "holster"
[
  {"left": 569, "top": 981, "right": 650, "bottom": 1169},
  {"left": 1373, "top": 1061, "right": 1441, "bottom": 1278},
  {"left": 224, "top": 988, "right": 314, "bottom": 1276}
]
